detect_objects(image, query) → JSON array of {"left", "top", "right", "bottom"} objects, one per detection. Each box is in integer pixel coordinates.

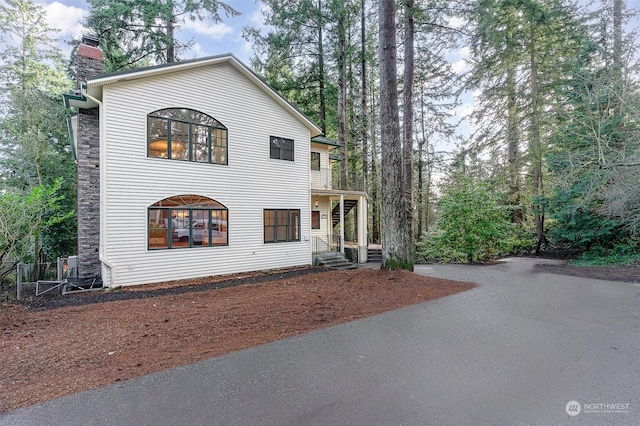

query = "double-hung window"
[{"left": 264, "top": 209, "right": 300, "bottom": 243}]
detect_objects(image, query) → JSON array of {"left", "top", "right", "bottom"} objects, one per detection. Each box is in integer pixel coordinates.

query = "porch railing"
[
  {"left": 312, "top": 236, "right": 331, "bottom": 254},
  {"left": 311, "top": 168, "right": 365, "bottom": 192},
  {"left": 312, "top": 235, "right": 344, "bottom": 254},
  {"left": 311, "top": 169, "right": 331, "bottom": 190}
]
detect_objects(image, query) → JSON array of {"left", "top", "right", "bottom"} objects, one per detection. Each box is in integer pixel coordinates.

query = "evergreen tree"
[
  {"left": 85, "top": 0, "right": 239, "bottom": 70},
  {"left": 0, "top": 0, "right": 76, "bottom": 273},
  {"left": 464, "top": 0, "right": 584, "bottom": 252},
  {"left": 379, "top": 0, "right": 413, "bottom": 270},
  {"left": 548, "top": 0, "right": 640, "bottom": 243}
]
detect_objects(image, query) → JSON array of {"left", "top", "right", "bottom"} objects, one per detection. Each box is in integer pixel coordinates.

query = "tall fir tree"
[{"left": 85, "top": 0, "right": 239, "bottom": 71}]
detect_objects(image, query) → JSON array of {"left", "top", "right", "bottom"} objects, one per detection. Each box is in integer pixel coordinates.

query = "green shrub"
[
  {"left": 571, "top": 240, "right": 640, "bottom": 267},
  {"left": 418, "top": 175, "right": 513, "bottom": 263}
]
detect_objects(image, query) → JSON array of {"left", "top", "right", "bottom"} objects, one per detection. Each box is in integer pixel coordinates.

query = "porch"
[{"left": 311, "top": 189, "right": 368, "bottom": 264}]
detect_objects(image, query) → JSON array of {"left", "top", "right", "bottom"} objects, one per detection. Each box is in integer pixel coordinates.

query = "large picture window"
[
  {"left": 148, "top": 108, "right": 227, "bottom": 164},
  {"left": 148, "top": 195, "right": 228, "bottom": 249},
  {"left": 270, "top": 136, "right": 294, "bottom": 161},
  {"left": 264, "top": 209, "right": 300, "bottom": 243}
]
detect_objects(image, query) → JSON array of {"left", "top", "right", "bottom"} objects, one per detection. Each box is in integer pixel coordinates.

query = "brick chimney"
[{"left": 76, "top": 35, "right": 104, "bottom": 280}]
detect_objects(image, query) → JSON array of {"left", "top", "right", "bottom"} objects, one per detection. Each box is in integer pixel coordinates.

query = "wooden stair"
[
  {"left": 332, "top": 199, "right": 358, "bottom": 228},
  {"left": 367, "top": 248, "right": 382, "bottom": 263}
]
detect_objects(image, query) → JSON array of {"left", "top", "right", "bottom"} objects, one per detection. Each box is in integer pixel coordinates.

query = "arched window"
[
  {"left": 148, "top": 195, "right": 228, "bottom": 250},
  {"left": 147, "top": 108, "right": 227, "bottom": 164}
]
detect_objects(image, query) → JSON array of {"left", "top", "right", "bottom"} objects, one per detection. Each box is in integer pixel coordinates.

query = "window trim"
[
  {"left": 147, "top": 108, "right": 228, "bottom": 165},
  {"left": 263, "top": 208, "right": 301, "bottom": 243}
]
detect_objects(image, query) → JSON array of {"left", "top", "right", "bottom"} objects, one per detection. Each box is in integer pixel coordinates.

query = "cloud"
[
  {"left": 449, "top": 46, "right": 471, "bottom": 74},
  {"left": 182, "top": 20, "right": 234, "bottom": 39},
  {"left": 43, "top": 1, "right": 86, "bottom": 40},
  {"left": 452, "top": 59, "right": 468, "bottom": 74},
  {"left": 455, "top": 103, "right": 475, "bottom": 119},
  {"left": 241, "top": 39, "right": 253, "bottom": 54},
  {"left": 250, "top": 3, "right": 271, "bottom": 26},
  {"left": 188, "top": 42, "right": 209, "bottom": 58},
  {"left": 447, "top": 16, "right": 464, "bottom": 29}
]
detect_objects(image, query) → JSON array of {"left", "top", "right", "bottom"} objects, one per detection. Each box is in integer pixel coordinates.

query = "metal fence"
[{"left": 16, "top": 256, "right": 79, "bottom": 299}]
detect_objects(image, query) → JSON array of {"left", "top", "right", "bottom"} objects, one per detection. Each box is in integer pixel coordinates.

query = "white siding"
[
  {"left": 311, "top": 198, "right": 332, "bottom": 243},
  {"left": 100, "top": 63, "right": 312, "bottom": 286},
  {"left": 310, "top": 144, "right": 335, "bottom": 247}
]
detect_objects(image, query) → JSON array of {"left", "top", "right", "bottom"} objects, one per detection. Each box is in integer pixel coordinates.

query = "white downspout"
[{"left": 82, "top": 87, "right": 117, "bottom": 287}]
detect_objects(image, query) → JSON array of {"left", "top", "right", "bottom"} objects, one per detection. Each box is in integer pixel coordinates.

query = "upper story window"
[
  {"left": 270, "top": 136, "right": 294, "bottom": 161},
  {"left": 311, "top": 152, "right": 320, "bottom": 171},
  {"left": 148, "top": 194, "right": 228, "bottom": 250},
  {"left": 148, "top": 108, "right": 227, "bottom": 164}
]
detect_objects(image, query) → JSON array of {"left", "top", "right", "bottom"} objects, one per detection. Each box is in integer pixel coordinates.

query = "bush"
[
  {"left": 417, "top": 230, "right": 468, "bottom": 264},
  {"left": 418, "top": 175, "right": 513, "bottom": 263},
  {"left": 571, "top": 240, "right": 640, "bottom": 267}
]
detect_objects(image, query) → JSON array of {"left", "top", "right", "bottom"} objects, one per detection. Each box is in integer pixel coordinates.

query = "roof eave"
[
  {"left": 62, "top": 92, "right": 99, "bottom": 109},
  {"left": 312, "top": 135, "right": 341, "bottom": 148}
]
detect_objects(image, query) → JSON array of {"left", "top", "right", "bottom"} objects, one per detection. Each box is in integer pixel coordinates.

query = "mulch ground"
[{"left": 0, "top": 268, "right": 475, "bottom": 414}]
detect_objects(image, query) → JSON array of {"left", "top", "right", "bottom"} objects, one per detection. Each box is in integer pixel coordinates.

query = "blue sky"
[
  {"left": 40, "top": 0, "right": 265, "bottom": 64},
  {"left": 39, "top": 0, "right": 640, "bottom": 153}
]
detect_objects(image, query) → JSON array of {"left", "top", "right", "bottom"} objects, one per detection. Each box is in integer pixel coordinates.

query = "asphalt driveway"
[{"left": 2, "top": 258, "right": 639, "bottom": 425}]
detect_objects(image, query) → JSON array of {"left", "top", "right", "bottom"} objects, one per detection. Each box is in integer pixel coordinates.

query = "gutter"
[{"left": 81, "top": 87, "right": 117, "bottom": 287}]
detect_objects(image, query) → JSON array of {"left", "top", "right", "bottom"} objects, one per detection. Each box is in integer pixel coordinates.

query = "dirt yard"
[{"left": 0, "top": 267, "right": 476, "bottom": 414}]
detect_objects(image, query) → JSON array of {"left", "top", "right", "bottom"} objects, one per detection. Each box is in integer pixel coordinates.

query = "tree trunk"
[
  {"left": 530, "top": 24, "right": 544, "bottom": 254},
  {"left": 416, "top": 88, "right": 426, "bottom": 241},
  {"left": 379, "top": 0, "right": 413, "bottom": 271},
  {"left": 338, "top": 4, "right": 348, "bottom": 189},
  {"left": 402, "top": 0, "right": 415, "bottom": 245},
  {"left": 167, "top": 18, "right": 175, "bottom": 62},
  {"left": 360, "top": 0, "right": 369, "bottom": 237},
  {"left": 613, "top": 0, "right": 622, "bottom": 77},
  {"left": 318, "top": 0, "right": 327, "bottom": 135},
  {"left": 370, "top": 70, "right": 380, "bottom": 244},
  {"left": 417, "top": 139, "right": 424, "bottom": 241},
  {"left": 507, "top": 66, "right": 522, "bottom": 223}
]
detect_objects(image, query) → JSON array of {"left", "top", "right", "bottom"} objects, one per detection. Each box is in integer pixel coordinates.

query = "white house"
[{"left": 64, "top": 37, "right": 367, "bottom": 288}]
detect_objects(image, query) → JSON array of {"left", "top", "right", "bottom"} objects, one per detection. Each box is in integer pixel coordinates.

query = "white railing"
[
  {"left": 311, "top": 168, "right": 332, "bottom": 189},
  {"left": 311, "top": 167, "right": 366, "bottom": 191}
]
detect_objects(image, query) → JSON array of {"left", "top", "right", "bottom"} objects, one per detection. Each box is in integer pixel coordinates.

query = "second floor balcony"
[{"left": 311, "top": 167, "right": 365, "bottom": 192}]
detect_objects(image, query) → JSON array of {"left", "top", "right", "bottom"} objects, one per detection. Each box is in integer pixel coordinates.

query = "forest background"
[{"left": 0, "top": 0, "right": 639, "bottom": 282}]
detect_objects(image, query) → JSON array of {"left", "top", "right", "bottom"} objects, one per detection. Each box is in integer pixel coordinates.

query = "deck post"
[
  {"left": 358, "top": 195, "right": 367, "bottom": 263},
  {"left": 339, "top": 194, "right": 345, "bottom": 253}
]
